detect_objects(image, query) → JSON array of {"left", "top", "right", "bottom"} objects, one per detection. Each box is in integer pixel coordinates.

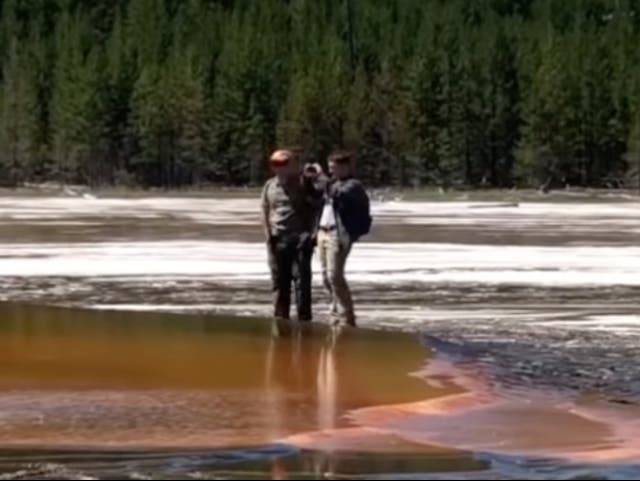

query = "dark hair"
[{"left": 328, "top": 150, "right": 352, "bottom": 165}]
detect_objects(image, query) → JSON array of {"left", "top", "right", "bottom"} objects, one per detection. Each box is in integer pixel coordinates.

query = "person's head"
[
  {"left": 269, "top": 149, "right": 298, "bottom": 180},
  {"left": 328, "top": 151, "right": 353, "bottom": 180}
]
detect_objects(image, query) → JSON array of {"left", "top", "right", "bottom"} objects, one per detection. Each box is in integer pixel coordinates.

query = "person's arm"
[
  {"left": 301, "top": 164, "right": 328, "bottom": 245},
  {"left": 261, "top": 182, "right": 272, "bottom": 242}
]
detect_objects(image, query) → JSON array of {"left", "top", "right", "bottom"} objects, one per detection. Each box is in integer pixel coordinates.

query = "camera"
[
  {"left": 302, "top": 163, "right": 319, "bottom": 177},
  {"left": 304, "top": 164, "right": 318, "bottom": 175}
]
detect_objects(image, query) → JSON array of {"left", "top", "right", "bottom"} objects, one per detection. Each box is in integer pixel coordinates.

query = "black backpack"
[
  {"left": 336, "top": 179, "right": 372, "bottom": 241},
  {"left": 351, "top": 189, "right": 372, "bottom": 240}
]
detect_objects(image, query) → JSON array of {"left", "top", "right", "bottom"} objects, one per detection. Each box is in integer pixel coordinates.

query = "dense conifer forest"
[{"left": 1, "top": 0, "right": 640, "bottom": 189}]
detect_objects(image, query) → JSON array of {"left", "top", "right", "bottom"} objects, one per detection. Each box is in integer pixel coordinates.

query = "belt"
[{"left": 319, "top": 225, "right": 337, "bottom": 232}]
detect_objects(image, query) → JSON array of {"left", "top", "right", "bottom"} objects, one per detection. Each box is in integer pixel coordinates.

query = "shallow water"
[
  {"left": 0, "top": 304, "right": 447, "bottom": 445},
  {"left": 2, "top": 304, "right": 640, "bottom": 480},
  {"left": 0, "top": 303, "right": 488, "bottom": 478}
]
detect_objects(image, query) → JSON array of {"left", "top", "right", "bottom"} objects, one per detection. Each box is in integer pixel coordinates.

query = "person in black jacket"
[{"left": 316, "top": 151, "right": 371, "bottom": 328}]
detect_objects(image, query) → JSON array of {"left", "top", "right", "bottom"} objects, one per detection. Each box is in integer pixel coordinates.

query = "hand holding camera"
[{"left": 302, "top": 162, "right": 322, "bottom": 179}]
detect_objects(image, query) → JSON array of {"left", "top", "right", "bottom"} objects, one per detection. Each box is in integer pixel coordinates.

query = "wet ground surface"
[
  {"left": 1, "top": 196, "right": 640, "bottom": 478},
  {"left": 1, "top": 198, "right": 639, "bottom": 400}
]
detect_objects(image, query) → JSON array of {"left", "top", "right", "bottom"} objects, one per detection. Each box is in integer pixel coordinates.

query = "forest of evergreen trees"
[{"left": 1, "top": 0, "right": 640, "bottom": 189}]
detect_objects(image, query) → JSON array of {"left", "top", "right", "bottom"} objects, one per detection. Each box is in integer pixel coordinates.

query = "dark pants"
[{"left": 268, "top": 236, "right": 314, "bottom": 322}]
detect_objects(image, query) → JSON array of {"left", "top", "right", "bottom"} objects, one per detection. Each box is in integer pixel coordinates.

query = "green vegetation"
[{"left": 1, "top": 0, "right": 639, "bottom": 189}]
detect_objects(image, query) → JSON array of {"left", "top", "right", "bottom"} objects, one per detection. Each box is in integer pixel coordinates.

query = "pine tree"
[
  {"left": 49, "top": 10, "right": 100, "bottom": 183},
  {"left": 0, "top": 39, "right": 39, "bottom": 184},
  {"left": 481, "top": 18, "right": 521, "bottom": 187},
  {"left": 277, "top": 35, "right": 349, "bottom": 167},
  {"left": 98, "top": 7, "right": 136, "bottom": 184},
  {"left": 165, "top": 39, "right": 210, "bottom": 186},
  {"left": 625, "top": 110, "right": 640, "bottom": 192},
  {"left": 516, "top": 22, "right": 580, "bottom": 188},
  {"left": 125, "top": 0, "right": 168, "bottom": 72},
  {"left": 130, "top": 63, "right": 165, "bottom": 186},
  {"left": 398, "top": 5, "right": 442, "bottom": 186},
  {"left": 0, "top": 0, "right": 18, "bottom": 63},
  {"left": 211, "top": 0, "right": 289, "bottom": 185}
]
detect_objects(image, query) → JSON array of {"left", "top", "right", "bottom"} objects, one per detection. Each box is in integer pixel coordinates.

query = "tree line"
[{"left": 2, "top": 0, "right": 640, "bottom": 189}]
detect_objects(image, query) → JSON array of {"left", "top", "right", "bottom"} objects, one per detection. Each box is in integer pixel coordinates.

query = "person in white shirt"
[{"left": 316, "top": 151, "right": 371, "bottom": 327}]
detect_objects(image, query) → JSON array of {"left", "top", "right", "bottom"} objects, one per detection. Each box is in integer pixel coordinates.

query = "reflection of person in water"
[
  {"left": 264, "top": 327, "right": 340, "bottom": 479},
  {"left": 263, "top": 327, "right": 339, "bottom": 442}
]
